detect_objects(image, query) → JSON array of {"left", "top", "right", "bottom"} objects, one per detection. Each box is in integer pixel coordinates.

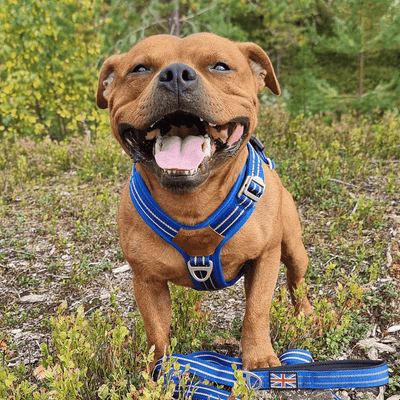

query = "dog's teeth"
[
  {"left": 208, "top": 122, "right": 217, "bottom": 127},
  {"left": 162, "top": 168, "right": 198, "bottom": 175},
  {"left": 154, "top": 136, "right": 163, "bottom": 155},
  {"left": 203, "top": 136, "right": 211, "bottom": 158},
  {"left": 200, "top": 118, "right": 204, "bottom": 122},
  {"left": 154, "top": 141, "right": 161, "bottom": 155}
]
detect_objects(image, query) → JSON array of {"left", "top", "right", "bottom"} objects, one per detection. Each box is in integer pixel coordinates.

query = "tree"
[
  {"left": 98, "top": 0, "right": 250, "bottom": 56},
  {"left": 309, "top": 0, "right": 400, "bottom": 97},
  {"left": 231, "top": 0, "right": 317, "bottom": 78},
  {"left": 0, "top": 0, "right": 110, "bottom": 140}
]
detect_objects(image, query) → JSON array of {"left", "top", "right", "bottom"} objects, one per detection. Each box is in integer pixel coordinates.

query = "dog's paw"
[{"left": 242, "top": 352, "right": 281, "bottom": 370}]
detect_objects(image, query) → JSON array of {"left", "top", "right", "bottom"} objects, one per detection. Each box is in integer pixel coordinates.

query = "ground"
[{"left": 1, "top": 111, "right": 400, "bottom": 398}]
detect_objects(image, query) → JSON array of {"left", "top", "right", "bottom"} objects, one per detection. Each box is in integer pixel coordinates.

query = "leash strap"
[
  {"left": 130, "top": 136, "right": 274, "bottom": 291},
  {"left": 153, "top": 349, "right": 388, "bottom": 400}
]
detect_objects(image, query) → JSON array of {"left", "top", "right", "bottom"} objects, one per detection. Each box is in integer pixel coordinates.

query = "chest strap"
[{"left": 129, "top": 137, "right": 273, "bottom": 291}]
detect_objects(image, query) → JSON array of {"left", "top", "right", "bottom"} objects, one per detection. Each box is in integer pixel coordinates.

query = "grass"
[{"left": 0, "top": 105, "right": 399, "bottom": 398}]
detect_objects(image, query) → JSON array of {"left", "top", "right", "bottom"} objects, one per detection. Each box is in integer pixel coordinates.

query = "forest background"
[{"left": 1, "top": 0, "right": 400, "bottom": 141}]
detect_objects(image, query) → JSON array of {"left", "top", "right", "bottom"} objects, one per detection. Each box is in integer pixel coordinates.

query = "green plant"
[
  {"left": 169, "top": 284, "right": 213, "bottom": 354},
  {"left": 17, "top": 276, "right": 40, "bottom": 288},
  {"left": 387, "top": 359, "right": 400, "bottom": 396},
  {"left": 270, "top": 283, "right": 366, "bottom": 359},
  {"left": 0, "top": 0, "right": 110, "bottom": 141}
]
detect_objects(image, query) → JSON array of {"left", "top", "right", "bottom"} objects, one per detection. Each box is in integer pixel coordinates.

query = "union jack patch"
[{"left": 270, "top": 372, "right": 298, "bottom": 389}]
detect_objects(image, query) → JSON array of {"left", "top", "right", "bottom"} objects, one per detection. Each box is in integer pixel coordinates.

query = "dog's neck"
[{"left": 135, "top": 146, "right": 249, "bottom": 226}]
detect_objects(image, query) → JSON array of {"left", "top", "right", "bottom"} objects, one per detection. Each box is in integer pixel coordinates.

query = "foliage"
[
  {"left": 270, "top": 283, "right": 366, "bottom": 358},
  {"left": 1, "top": 0, "right": 399, "bottom": 126},
  {"left": 387, "top": 358, "right": 400, "bottom": 396},
  {"left": 1, "top": 101, "right": 399, "bottom": 398},
  {"left": 0, "top": 0, "right": 110, "bottom": 140},
  {"left": 99, "top": 0, "right": 251, "bottom": 55},
  {"left": 291, "top": 0, "right": 400, "bottom": 115},
  {"left": 283, "top": 46, "right": 340, "bottom": 116},
  {"left": 170, "top": 284, "right": 212, "bottom": 354},
  {"left": 0, "top": 295, "right": 229, "bottom": 399}
]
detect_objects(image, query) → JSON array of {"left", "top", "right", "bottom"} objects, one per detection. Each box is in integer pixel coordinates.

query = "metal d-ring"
[
  {"left": 187, "top": 260, "right": 213, "bottom": 282},
  {"left": 243, "top": 370, "right": 262, "bottom": 390}
]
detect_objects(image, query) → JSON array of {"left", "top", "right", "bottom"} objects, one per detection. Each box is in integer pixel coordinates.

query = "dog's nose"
[{"left": 158, "top": 63, "right": 197, "bottom": 97}]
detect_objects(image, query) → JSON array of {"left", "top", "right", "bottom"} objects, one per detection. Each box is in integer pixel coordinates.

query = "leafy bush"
[
  {"left": 270, "top": 283, "right": 366, "bottom": 359},
  {"left": 0, "top": 0, "right": 110, "bottom": 140},
  {"left": 0, "top": 289, "right": 250, "bottom": 399},
  {"left": 170, "top": 284, "right": 212, "bottom": 354}
]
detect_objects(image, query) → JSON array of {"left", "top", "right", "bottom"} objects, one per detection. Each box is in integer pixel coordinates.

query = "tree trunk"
[
  {"left": 358, "top": 52, "right": 364, "bottom": 96},
  {"left": 167, "top": 0, "right": 181, "bottom": 37}
]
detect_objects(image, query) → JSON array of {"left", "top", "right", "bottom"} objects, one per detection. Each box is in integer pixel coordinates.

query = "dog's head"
[{"left": 97, "top": 33, "right": 280, "bottom": 193}]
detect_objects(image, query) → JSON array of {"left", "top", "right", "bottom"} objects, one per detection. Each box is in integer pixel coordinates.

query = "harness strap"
[
  {"left": 130, "top": 136, "right": 273, "bottom": 290},
  {"left": 153, "top": 349, "right": 388, "bottom": 400}
]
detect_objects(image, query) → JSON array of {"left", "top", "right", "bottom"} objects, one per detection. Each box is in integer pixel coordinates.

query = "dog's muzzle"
[{"left": 118, "top": 63, "right": 250, "bottom": 193}]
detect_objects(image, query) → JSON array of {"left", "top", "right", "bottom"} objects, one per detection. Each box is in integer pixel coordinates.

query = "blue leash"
[{"left": 153, "top": 349, "right": 388, "bottom": 400}]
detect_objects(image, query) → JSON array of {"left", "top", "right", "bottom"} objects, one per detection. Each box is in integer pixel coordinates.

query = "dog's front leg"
[
  {"left": 132, "top": 273, "right": 171, "bottom": 369},
  {"left": 241, "top": 246, "right": 281, "bottom": 370}
]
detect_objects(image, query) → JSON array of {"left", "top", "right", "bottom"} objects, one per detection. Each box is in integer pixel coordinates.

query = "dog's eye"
[
  {"left": 213, "top": 62, "right": 230, "bottom": 71},
  {"left": 131, "top": 64, "right": 149, "bottom": 73}
]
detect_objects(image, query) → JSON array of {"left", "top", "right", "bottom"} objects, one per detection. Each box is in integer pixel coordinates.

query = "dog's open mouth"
[{"left": 119, "top": 112, "right": 248, "bottom": 191}]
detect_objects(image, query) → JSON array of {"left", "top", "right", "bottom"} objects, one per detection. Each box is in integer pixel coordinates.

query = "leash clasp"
[
  {"left": 187, "top": 259, "right": 213, "bottom": 282},
  {"left": 243, "top": 371, "right": 262, "bottom": 390},
  {"left": 237, "top": 175, "right": 265, "bottom": 203}
]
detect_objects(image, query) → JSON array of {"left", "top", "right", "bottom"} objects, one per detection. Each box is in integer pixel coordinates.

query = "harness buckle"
[
  {"left": 237, "top": 175, "right": 265, "bottom": 203},
  {"left": 243, "top": 371, "right": 262, "bottom": 390},
  {"left": 250, "top": 135, "right": 265, "bottom": 152},
  {"left": 187, "top": 260, "right": 213, "bottom": 282}
]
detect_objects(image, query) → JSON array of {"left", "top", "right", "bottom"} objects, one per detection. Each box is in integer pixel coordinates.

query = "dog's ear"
[
  {"left": 237, "top": 43, "right": 280, "bottom": 96},
  {"left": 96, "top": 55, "right": 121, "bottom": 109}
]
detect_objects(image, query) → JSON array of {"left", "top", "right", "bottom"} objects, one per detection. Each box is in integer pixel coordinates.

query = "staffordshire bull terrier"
[{"left": 96, "top": 32, "right": 313, "bottom": 371}]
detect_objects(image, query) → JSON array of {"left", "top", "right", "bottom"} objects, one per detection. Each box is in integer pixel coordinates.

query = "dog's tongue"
[{"left": 155, "top": 135, "right": 205, "bottom": 170}]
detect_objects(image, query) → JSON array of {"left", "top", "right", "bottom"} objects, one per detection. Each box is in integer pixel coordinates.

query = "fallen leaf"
[{"left": 33, "top": 365, "right": 46, "bottom": 380}]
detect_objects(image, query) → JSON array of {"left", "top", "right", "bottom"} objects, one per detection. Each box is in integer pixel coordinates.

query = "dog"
[{"left": 96, "top": 32, "right": 313, "bottom": 371}]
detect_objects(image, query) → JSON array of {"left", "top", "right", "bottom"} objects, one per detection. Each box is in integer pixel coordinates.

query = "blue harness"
[{"left": 129, "top": 135, "right": 274, "bottom": 291}]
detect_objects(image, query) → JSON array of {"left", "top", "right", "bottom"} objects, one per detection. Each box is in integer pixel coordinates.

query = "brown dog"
[{"left": 96, "top": 32, "right": 312, "bottom": 371}]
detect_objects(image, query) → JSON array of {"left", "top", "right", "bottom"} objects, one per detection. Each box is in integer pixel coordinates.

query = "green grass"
[{"left": 0, "top": 106, "right": 399, "bottom": 398}]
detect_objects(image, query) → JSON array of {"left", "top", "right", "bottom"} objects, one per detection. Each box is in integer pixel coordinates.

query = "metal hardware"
[
  {"left": 187, "top": 260, "right": 213, "bottom": 282},
  {"left": 250, "top": 135, "right": 265, "bottom": 152},
  {"left": 237, "top": 175, "right": 265, "bottom": 202},
  {"left": 243, "top": 371, "right": 262, "bottom": 390}
]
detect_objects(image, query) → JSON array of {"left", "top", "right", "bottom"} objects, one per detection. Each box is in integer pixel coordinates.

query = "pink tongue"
[{"left": 155, "top": 135, "right": 205, "bottom": 170}]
